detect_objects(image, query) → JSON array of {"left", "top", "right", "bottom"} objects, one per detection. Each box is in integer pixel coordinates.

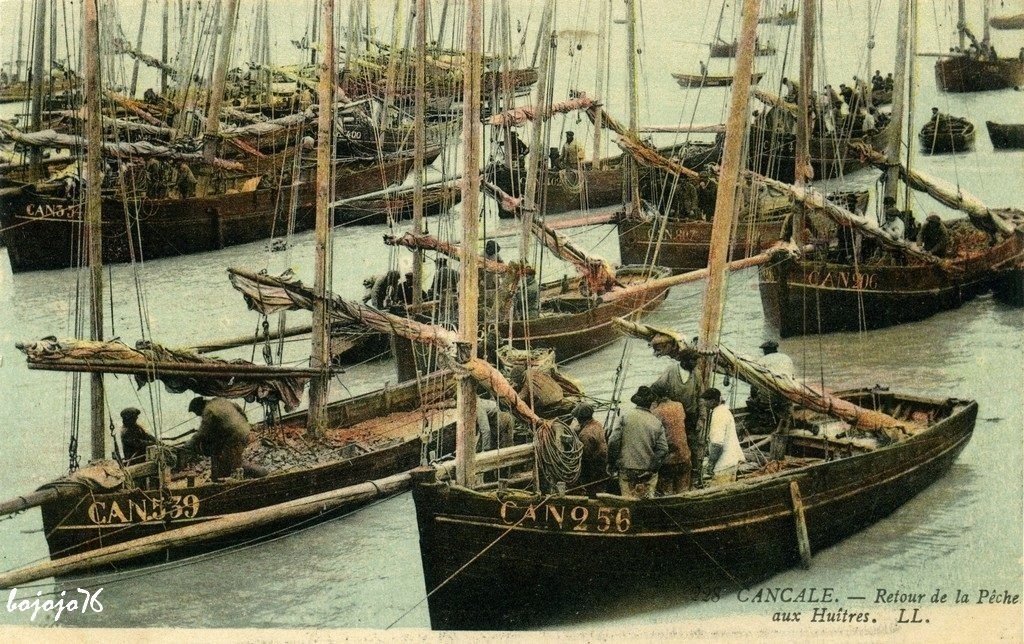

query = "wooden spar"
[
  {"left": 696, "top": 0, "right": 761, "bottom": 395},
  {"left": 884, "top": 0, "right": 911, "bottom": 203},
  {"left": 592, "top": 0, "right": 609, "bottom": 169},
  {"left": 0, "top": 472, "right": 413, "bottom": 589},
  {"left": 24, "top": 359, "right": 321, "bottom": 379},
  {"left": 188, "top": 325, "right": 315, "bottom": 354},
  {"left": 795, "top": 0, "right": 814, "bottom": 190},
  {"left": 866, "top": 2, "right": 873, "bottom": 107},
  {"left": 201, "top": 0, "right": 239, "bottom": 168},
  {"left": 636, "top": 124, "right": 726, "bottom": 134},
  {"left": 790, "top": 481, "right": 813, "bottom": 568},
  {"left": 958, "top": 0, "right": 966, "bottom": 51},
  {"left": 129, "top": 0, "right": 149, "bottom": 97},
  {"left": 625, "top": 0, "right": 641, "bottom": 215},
  {"left": 456, "top": 0, "right": 482, "bottom": 487},
  {"left": 15, "top": 0, "right": 25, "bottom": 81},
  {"left": 84, "top": 0, "right": 105, "bottom": 462},
  {"left": 0, "top": 463, "right": 159, "bottom": 518},
  {"left": 28, "top": 0, "right": 45, "bottom": 173},
  {"left": 600, "top": 250, "right": 778, "bottom": 303},
  {"left": 519, "top": 0, "right": 554, "bottom": 266},
  {"left": 309, "top": 0, "right": 336, "bottom": 436},
  {"left": 982, "top": 1, "right": 990, "bottom": 47},
  {"left": 160, "top": 0, "right": 169, "bottom": 95},
  {"left": 412, "top": 0, "right": 427, "bottom": 306}
]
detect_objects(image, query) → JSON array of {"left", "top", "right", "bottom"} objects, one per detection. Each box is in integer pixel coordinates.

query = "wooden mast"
[
  {"left": 625, "top": 0, "right": 641, "bottom": 216},
  {"left": 201, "top": 0, "right": 240, "bottom": 168},
  {"left": 308, "top": 0, "right": 336, "bottom": 436},
  {"left": 791, "top": 0, "right": 814, "bottom": 244},
  {"left": 695, "top": 0, "right": 761, "bottom": 391},
  {"left": 83, "top": 0, "right": 106, "bottom": 461},
  {"left": 412, "top": 0, "right": 426, "bottom": 307},
  {"left": 518, "top": 0, "right": 554, "bottom": 266},
  {"left": 28, "top": 0, "right": 46, "bottom": 174},
  {"left": 957, "top": 0, "right": 966, "bottom": 51},
  {"left": 591, "top": 0, "right": 610, "bottom": 170},
  {"left": 884, "top": 0, "right": 911, "bottom": 204},
  {"left": 455, "top": 0, "right": 482, "bottom": 487},
  {"left": 161, "top": 0, "right": 169, "bottom": 95},
  {"left": 129, "top": 0, "right": 149, "bottom": 97}
]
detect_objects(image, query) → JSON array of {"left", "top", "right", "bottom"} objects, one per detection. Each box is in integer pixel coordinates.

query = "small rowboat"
[
  {"left": 919, "top": 115, "right": 975, "bottom": 154},
  {"left": 986, "top": 121, "right": 1024, "bottom": 150},
  {"left": 671, "top": 71, "right": 765, "bottom": 88}
]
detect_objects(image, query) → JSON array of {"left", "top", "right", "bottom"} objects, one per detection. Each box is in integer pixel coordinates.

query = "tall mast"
[
  {"left": 794, "top": 0, "right": 815, "bottom": 190},
  {"left": 129, "top": 0, "right": 150, "bottom": 97},
  {"left": 883, "top": 0, "right": 911, "bottom": 204},
  {"left": 161, "top": 0, "right": 169, "bottom": 95},
  {"left": 518, "top": 0, "right": 554, "bottom": 266},
  {"left": 982, "top": 0, "right": 991, "bottom": 44},
  {"left": 455, "top": 0, "right": 482, "bottom": 487},
  {"left": 83, "top": 0, "right": 106, "bottom": 461},
  {"left": 625, "top": 0, "right": 641, "bottom": 215},
  {"left": 28, "top": 0, "right": 46, "bottom": 174},
  {"left": 957, "top": 0, "right": 966, "bottom": 51},
  {"left": 696, "top": 0, "right": 761, "bottom": 386},
  {"left": 865, "top": 0, "right": 874, "bottom": 107},
  {"left": 412, "top": 0, "right": 426, "bottom": 306},
  {"left": 308, "top": 0, "right": 336, "bottom": 435},
  {"left": 591, "top": 0, "right": 610, "bottom": 170},
  {"left": 202, "top": 0, "right": 240, "bottom": 167},
  {"left": 16, "top": 0, "right": 26, "bottom": 82}
]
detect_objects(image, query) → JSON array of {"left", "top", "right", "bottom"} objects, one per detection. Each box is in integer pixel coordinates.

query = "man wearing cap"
[
  {"left": 748, "top": 340, "right": 795, "bottom": 430},
  {"left": 179, "top": 397, "right": 253, "bottom": 480},
  {"left": 119, "top": 407, "right": 158, "bottom": 463},
  {"left": 917, "top": 213, "right": 950, "bottom": 257},
  {"left": 571, "top": 402, "right": 609, "bottom": 491},
  {"left": 881, "top": 196, "right": 905, "bottom": 241},
  {"left": 701, "top": 388, "right": 745, "bottom": 485},
  {"left": 650, "top": 382, "right": 691, "bottom": 494},
  {"left": 650, "top": 342, "right": 701, "bottom": 458},
  {"left": 559, "top": 131, "right": 584, "bottom": 170},
  {"left": 607, "top": 386, "right": 669, "bottom": 499}
]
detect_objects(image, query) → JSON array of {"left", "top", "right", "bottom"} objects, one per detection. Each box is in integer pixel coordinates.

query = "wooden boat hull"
[
  {"left": 919, "top": 118, "right": 975, "bottom": 154},
  {"left": 934, "top": 55, "right": 1024, "bottom": 92},
  {"left": 617, "top": 216, "right": 784, "bottom": 273},
  {"left": 0, "top": 156, "right": 415, "bottom": 272},
  {"left": 411, "top": 392, "right": 977, "bottom": 630},
  {"left": 39, "top": 371, "right": 455, "bottom": 566},
  {"left": 334, "top": 184, "right": 461, "bottom": 226},
  {"left": 757, "top": 231, "right": 1024, "bottom": 337},
  {"left": 498, "top": 266, "right": 672, "bottom": 362},
  {"left": 748, "top": 121, "right": 891, "bottom": 183},
  {"left": 672, "top": 72, "right": 765, "bottom": 88},
  {"left": 986, "top": 121, "right": 1024, "bottom": 150}
]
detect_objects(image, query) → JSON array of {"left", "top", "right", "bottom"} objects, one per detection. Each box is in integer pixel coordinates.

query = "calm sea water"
[{"left": 0, "top": 0, "right": 1021, "bottom": 634}]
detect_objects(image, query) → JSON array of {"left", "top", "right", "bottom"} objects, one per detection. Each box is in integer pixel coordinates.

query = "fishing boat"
[
  {"left": 758, "top": 8, "right": 797, "bottom": 25},
  {"left": 333, "top": 182, "right": 461, "bottom": 226},
  {"left": 671, "top": 71, "right": 765, "bottom": 88},
  {"left": 989, "top": 13, "right": 1024, "bottom": 30},
  {"left": 986, "top": 121, "right": 1024, "bottom": 150},
  {"left": 710, "top": 37, "right": 776, "bottom": 57},
  {"left": 919, "top": 114, "right": 975, "bottom": 154},
  {"left": 408, "top": 2, "right": 979, "bottom": 629},
  {"left": 758, "top": 0, "right": 1024, "bottom": 337},
  {"left": 934, "top": 1, "right": 1024, "bottom": 92}
]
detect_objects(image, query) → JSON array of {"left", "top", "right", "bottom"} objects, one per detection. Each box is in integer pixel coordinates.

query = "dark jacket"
[
  {"left": 121, "top": 422, "right": 157, "bottom": 462},
  {"left": 607, "top": 407, "right": 669, "bottom": 473}
]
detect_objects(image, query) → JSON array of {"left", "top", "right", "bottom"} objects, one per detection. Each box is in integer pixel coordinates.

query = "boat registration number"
[
  {"left": 499, "top": 500, "right": 632, "bottom": 533},
  {"left": 21, "top": 203, "right": 84, "bottom": 222},
  {"left": 86, "top": 494, "right": 201, "bottom": 524}
]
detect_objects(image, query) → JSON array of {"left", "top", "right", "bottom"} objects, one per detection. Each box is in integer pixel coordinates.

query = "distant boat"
[
  {"left": 989, "top": 13, "right": 1024, "bottom": 30},
  {"left": 986, "top": 121, "right": 1024, "bottom": 150},
  {"left": 919, "top": 114, "right": 975, "bottom": 154},
  {"left": 709, "top": 38, "right": 776, "bottom": 57},
  {"left": 934, "top": 3, "right": 1024, "bottom": 92},
  {"left": 758, "top": 8, "right": 798, "bottom": 25},
  {"left": 671, "top": 71, "right": 764, "bottom": 88}
]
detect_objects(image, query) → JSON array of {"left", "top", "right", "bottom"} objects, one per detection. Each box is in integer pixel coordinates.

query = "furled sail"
[
  {"left": 111, "top": 37, "right": 183, "bottom": 80},
  {"left": 612, "top": 318, "right": 916, "bottom": 439},
  {"left": 530, "top": 220, "right": 619, "bottom": 294},
  {"left": 487, "top": 93, "right": 596, "bottom": 128},
  {"left": 383, "top": 231, "right": 534, "bottom": 276},
  {"left": 16, "top": 338, "right": 308, "bottom": 410}
]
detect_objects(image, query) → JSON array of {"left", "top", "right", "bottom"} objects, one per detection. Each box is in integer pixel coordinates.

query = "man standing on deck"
[
  {"left": 607, "top": 387, "right": 668, "bottom": 499},
  {"left": 429, "top": 257, "right": 460, "bottom": 328},
  {"left": 119, "top": 407, "right": 158, "bottom": 463},
  {"left": 650, "top": 339, "right": 701, "bottom": 468},
  {"left": 702, "top": 388, "right": 744, "bottom": 485},
  {"left": 747, "top": 340, "right": 795, "bottom": 430},
  {"left": 650, "top": 382, "right": 690, "bottom": 494},
  {"left": 918, "top": 213, "right": 950, "bottom": 257},
  {"left": 571, "top": 402, "right": 609, "bottom": 493},
  {"left": 881, "top": 204, "right": 906, "bottom": 241},
  {"left": 180, "top": 397, "right": 259, "bottom": 480},
  {"left": 559, "top": 131, "right": 584, "bottom": 170}
]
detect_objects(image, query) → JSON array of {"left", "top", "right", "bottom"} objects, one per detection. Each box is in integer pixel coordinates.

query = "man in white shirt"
[
  {"left": 748, "top": 340, "right": 795, "bottom": 430},
  {"left": 701, "top": 388, "right": 744, "bottom": 485},
  {"left": 881, "top": 208, "right": 905, "bottom": 241}
]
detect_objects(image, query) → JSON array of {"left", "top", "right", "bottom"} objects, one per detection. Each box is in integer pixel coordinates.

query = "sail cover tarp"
[
  {"left": 16, "top": 337, "right": 307, "bottom": 410},
  {"left": 218, "top": 111, "right": 312, "bottom": 139}
]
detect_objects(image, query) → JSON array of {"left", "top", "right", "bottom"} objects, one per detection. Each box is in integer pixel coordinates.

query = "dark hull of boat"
[
  {"left": 709, "top": 43, "right": 776, "bottom": 58},
  {"left": 671, "top": 72, "right": 765, "bottom": 88},
  {"left": 986, "top": 121, "right": 1024, "bottom": 150},
  {"left": 919, "top": 119, "right": 975, "bottom": 154},
  {"left": 934, "top": 55, "right": 1024, "bottom": 92},
  {"left": 617, "top": 216, "right": 784, "bottom": 273},
  {"left": 333, "top": 185, "right": 461, "bottom": 226},
  {"left": 39, "top": 372, "right": 454, "bottom": 567},
  {"left": 495, "top": 266, "right": 673, "bottom": 363},
  {"left": 411, "top": 393, "right": 977, "bottom": 630},
  {"left": 0, "top": 156, "right": 414, "bottom": 272},
  {"left": 749, "top": 122, "right": 891, "bottom": 183},
  {"left": 758, "top": 232, "right": 1024, "bottom": 337}
]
